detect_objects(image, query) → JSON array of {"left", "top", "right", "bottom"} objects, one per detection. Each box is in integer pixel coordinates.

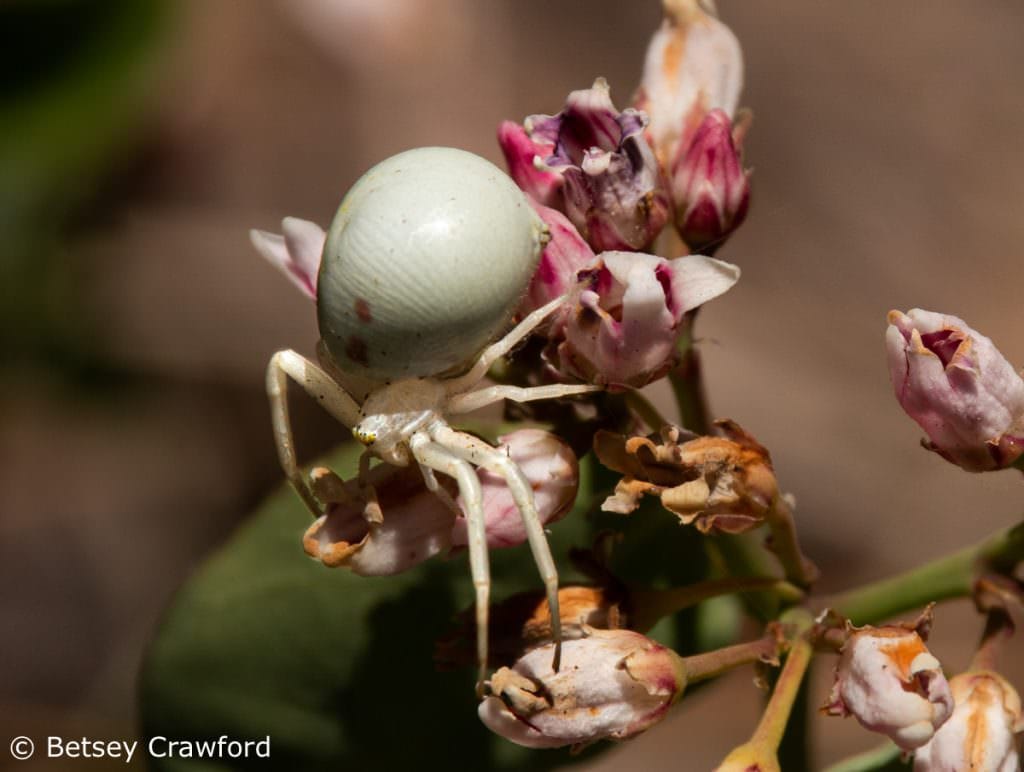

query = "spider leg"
[
  {"left": 446, "top": 294, "right": 569, "bottom": 394},
  {"left": 267, "top": 349, "right": 362, "bottom": 517},
  {"left": 449, "top": 382, "right": 600, "bottom": 414},
  {"left": 410, "top": 432, "right": 491, "bottom": 689},
  {"left": 430, "top": 424, "right": 563, "bottom": 672}
]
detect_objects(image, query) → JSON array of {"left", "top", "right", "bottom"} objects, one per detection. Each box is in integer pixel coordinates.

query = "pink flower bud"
[
  {"left": 450, "top": 429, "right": 579, "bottom": 550},
  {"left": 503, "top": 79, "right": 671, "bottom": 252},
  {"left": 635, "top": 0, "right": 743, "bottom": 169},
  {"left": 249, "top": 216, "right": 325, "bottom": 300},
  {"left": 478, "top": 629, "right": 686, "bottom": 749},
  {"left": 554, "top": 251, "right": 739, "bottom": 388},
  {"left": 886, "top": 309, "right": 1024, "bottom": 472},
  {"left": 519, "top": 200, "right": 595, "bottom": 317},
  {"left": 497, "top": 121, "right": 562, "bottom": 209},
  {"left": 824, "top": 625, "right": 954, "bottom": 750},
  {"left": 671, "top": 109, "right": 751, "bottom": 254},
  {"left": 913, "top": 671, "right": 1024, "bottom": 772}
]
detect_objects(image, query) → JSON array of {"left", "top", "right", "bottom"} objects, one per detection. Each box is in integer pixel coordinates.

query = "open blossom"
[
  {"left": 886, "top": 309, "right": 1024, "bottom": 472},
  {"left": 305, "top": 430, "right": 579, "bottom": 575},
  {"left": 913, "top": 671, "right": 1024, "bottom": 772},
  {"left": 478, "top": 629, "right": 686, "bottom": 749},
  {"left": 500, "top": 79, "right": 671, "bottom": 252},
  {"left": 824, "top": 624, "right": 954, "bottom": 750},
  {"left": 635, "top": 0, "right": 743, "bottom": 170},
  {"left": 671, "top": 109, "right": 751, "bottom": 254},
  {"left": 595, "top": 421, "right": 777, "bottom": 533},
  {"left": 552, "top": 251, "right": 739, "bottom": 388},
  {"left": 249, "top": 216, "right": 325, "bottom": 299}
]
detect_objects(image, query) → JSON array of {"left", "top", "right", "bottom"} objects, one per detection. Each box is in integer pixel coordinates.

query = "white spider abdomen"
[{"left": 318, "top": 147, "right": 546, "bottom": 380}]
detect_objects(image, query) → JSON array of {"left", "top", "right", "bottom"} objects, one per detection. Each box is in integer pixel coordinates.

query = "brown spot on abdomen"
[
  {"left": 345, "top": 336, "right": 369, "bottom": 366},
  {"left": 354, "top": 298, "right": 372, "bottom": 323}
]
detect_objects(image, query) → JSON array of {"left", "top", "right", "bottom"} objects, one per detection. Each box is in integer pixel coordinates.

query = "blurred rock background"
[{"left": 1, "top": 1, "right": 1022, "bottom": 769}]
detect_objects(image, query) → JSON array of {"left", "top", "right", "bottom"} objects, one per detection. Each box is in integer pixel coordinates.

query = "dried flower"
[
  {"left": 450, "top": 429, "right": 579, "bottom": 549},
  {"left": 553, "top": 252, "right": 739, "bottom": 388},
  {"left": 305, "top": 429, "right": 579, "bottom": 574},
  {"left": 502, "top": 79, "right": 671, "bottom": 252},
  {"left": 635, "top": 0, "right": 743, "bottom": 169},
  {"left": 478, "top": 629, "right": 686, "bottom": 749},
  {"left": 671, "top": 108, "right": 751, "bottom": 254},
  {"left": 435, "top": 585, "right": 627, "bottom": 670},
  {"left": 886, "top": 309, "right": 1024, "bottom": 472},
  {"left": 824, "top": 621, "right": 954, "bottom": 750},
  {"left": 913, "top": 670, "right": 1024, "bottom": 772},
  {"left": 249, "top": 216, "right": 325, "bottom": 299},
  {"left": 302, "top": 464, "right": 456, "bottom": 575},
  {"left": 595, "top": 421, "right": 777, "bottom": 533}
]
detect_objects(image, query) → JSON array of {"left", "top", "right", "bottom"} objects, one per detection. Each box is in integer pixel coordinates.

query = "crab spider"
[{"left": 255, "top": 148, "right": 600, "bottom": 686}]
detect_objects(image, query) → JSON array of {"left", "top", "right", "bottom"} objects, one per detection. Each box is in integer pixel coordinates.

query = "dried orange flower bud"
[
  {"left": 824, "top": 622, "right": 953, "bottom": 750},
  {"left": 478, "top": 629, "right": 686, "bottom": 749}
]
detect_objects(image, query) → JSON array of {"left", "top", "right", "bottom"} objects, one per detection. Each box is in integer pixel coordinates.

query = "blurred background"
[{"left": 2, "top": 0, "right": 1022, "bottom": 769}]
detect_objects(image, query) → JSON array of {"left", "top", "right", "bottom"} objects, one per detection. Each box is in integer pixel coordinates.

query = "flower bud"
[
  {"left": 249, "top": 216, "right": 325, "bottom": 300},
  {"left": 554, "top": 252, "right": 739, "bottom": 388},
  {"left": 503, "top": 79, "right": 671, "bottom": 252},
  {"left": 595, "top": 421, "right": 777, "bottom": 533},
  {"left": 635, "top": 0, "right": 743, "bottom": 169},
  {"left": 519, "top": 200, "right": 595, "bottom": 318},
  {"left": 824, "top": 624, "right": 954, "bottom": 750},
  {"left": 913, "top": 670, "right": 1023, "bottom": 772},
  {"left": 450, "top": 429, "right": 580, "bottom": 549},
  {"left": 478, "top": 629, "right": 686, "bottom": 749},
  {"left": 886, "top": 309, "right": 1024, "bottom": 472},
  {"left": 671, "top": 109, "right": 751, "bottom": 254}
]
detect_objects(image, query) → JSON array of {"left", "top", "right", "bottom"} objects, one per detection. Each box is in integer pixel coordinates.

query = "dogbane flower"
[
  {"left": 518, "top": 200, "right": 595, "bottom": 317},
  {"left": 304, "top": 430, "right": 579, "bottom": 575},
  {"left": 478, "top": 628, "right": 686, "bottom": 749},
  {"left": 249, "top": 216, "right": 325, "bottom": 299},
  {"left": 500, "top": 79, "right": 671, "bottom": 252},
  {"left": 824, "top": 623, "right": 954, "bottom": 750},
  {"left": 913, "top": 670, "right": 1023, "bottom": 772},
  {"left": 671, "top": 108, "right": 751, "bottom": 254},
  {"left": 886, "top": 309, "right": 1024, "bottom": 472},
  {"left": 635, "top": 0, "right": 743, "bottom": 170},
  {"left": 552, "top": 251, "right": 739, "bottom": 388}
]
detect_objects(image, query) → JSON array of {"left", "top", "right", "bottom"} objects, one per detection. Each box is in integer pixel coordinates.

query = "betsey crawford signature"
[{"left": 12, "top": 735, "right": 270, "bottom": 763}]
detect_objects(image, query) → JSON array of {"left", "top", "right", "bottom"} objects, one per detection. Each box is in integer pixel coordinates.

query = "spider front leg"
[
  {"left": 266, "top": 349, "right": 362, "bottom": 517},
  {"left": 429, "top": 424, "right": 564, "bottom": 673},
  {"left": 409, "top": 433, "right": 491, "bottom": 689}
]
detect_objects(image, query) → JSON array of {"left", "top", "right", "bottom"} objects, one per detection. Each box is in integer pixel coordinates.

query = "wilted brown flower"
[{"left": 594, "top": 420, "right": 777, "bottom": 533}]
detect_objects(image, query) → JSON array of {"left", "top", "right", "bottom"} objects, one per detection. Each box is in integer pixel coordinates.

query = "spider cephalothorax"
[{"left": 252, "top": 147, "right": 598, "bottom": 684}]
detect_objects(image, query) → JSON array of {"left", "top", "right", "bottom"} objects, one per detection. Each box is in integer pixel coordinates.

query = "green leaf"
[
  {"left": 821, "top": 742, "right": 909, "bottom": 772},
  {"left": 140, "top": 443, "right": 605, "bottom": 772}
]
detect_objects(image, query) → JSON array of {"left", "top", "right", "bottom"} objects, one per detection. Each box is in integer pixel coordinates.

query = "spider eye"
[{"left": 353, "top": 428, "right": 376, "bottom": 446}]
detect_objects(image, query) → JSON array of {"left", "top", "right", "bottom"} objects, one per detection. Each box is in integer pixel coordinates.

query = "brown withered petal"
[
  {"left": 594, "top": 420, "right": 777, "bottom": 534},
  {"left": 436, "top": 585, "right": 628, "bottom": 670}
]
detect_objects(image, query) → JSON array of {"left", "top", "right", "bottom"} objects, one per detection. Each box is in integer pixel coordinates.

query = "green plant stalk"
[
  {"left": 765, "top": 495, "right": 819, "bottom": 588},
  {"left": 630, "top": 575, "right": 804, "bottom": 632},
  {"left": 828, "top": 522, "right": 1024, "bottom": 625},
  {"left": 624, "top": 389, "right": 670, "bottom": 433},
  {"left": 682, "top": 632, "right": 781, "bottom": 685},
  {"left": 820, "top": 742, "right": 903, "bottom": 772}
]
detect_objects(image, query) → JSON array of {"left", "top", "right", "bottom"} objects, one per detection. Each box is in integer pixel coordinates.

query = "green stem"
[
  {"left": 682, "top": 632, "right": 781, "bottom": 684},
  {"left": 828, "top": 522, "right": 1024, "bottom": 625},
  {"left": 669, "top": 344, "right": 710, "bottom": 434},
  {"left": 749, "top": 611, "right": 814, "bottom": 752},
  {"left": 709, "top": 532, "right": 783, "bottom": 622},
  {"left": 630, "top": 575, "right": 804, "bottom": 632},
  {"left": 623, "top": 389, "right": 670, "bottom": 433},
  {"left": 820, "top": 742, "right": 904, "bottom": 772},
  {"left": 765, "top": 495, "right": 819, "bottom": 588}
]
